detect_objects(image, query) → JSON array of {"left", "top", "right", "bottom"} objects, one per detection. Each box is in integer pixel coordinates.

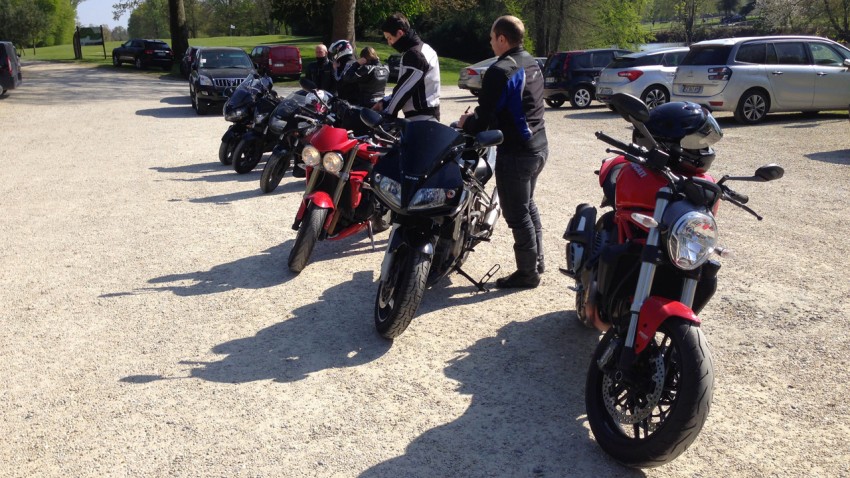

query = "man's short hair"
[
  {"left": 381, "top": 12, "right": 410, "bottom": 34},
  {"left": 492, "top": 15, "right": 524, "bottom": 46}
]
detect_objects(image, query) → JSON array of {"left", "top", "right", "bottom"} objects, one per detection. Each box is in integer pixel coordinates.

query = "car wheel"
[
  {"left": 734, "top": 89, "right": 769, "bottom": 124},
  {"left": 545, "top": 98, "right": 565, "bottom": 108},
  {"left": 112, "top": 55, "right": 121, "bottom": 67},
  {"left": 134, "top": 57, "right": 143, "bottom": 69},
  {"left": 569, "top": 86, "right": 593, "bottom": 109},
  {"left": 641, "top": 85, "right": 669, "bottom": 110}
]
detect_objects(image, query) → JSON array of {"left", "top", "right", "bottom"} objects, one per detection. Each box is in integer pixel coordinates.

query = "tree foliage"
[{"left": 0, "top": 0, "right": 75, "bottom": 49}]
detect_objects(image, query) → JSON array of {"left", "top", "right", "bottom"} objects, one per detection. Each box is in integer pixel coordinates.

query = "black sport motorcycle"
[
  {"left": 361, "top": 110, "right": 503, "bottom": 339},
  {"left": 220, "top": 74, "right": 279, "bottom": 172}
]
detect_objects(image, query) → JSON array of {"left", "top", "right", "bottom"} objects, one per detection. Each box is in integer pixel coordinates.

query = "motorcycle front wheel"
[
  {"left": 232, "top": 138, "right": 263, "bottom": 174},
  {"left": 218, "top": 139, "right": 235, "bottom": 165},
  {"left": 374, "top": 246, "right": 431, "bottom": 339},
  {"left": 259, "top": 149, "right": 292, "bottom": 193},
  {"left": 287, "top": 205, "right": 327, "bottom": 273},
  {"left": 585, "top": 318, "right": 714, "bottom": 468}
]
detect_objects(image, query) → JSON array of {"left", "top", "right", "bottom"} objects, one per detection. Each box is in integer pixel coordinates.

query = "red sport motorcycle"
[
  {"left": 563, "top": 93, "right": 783, "bottom": 467},
  {"left": 286, "top": 94, "right": 392, "bottom": 273}
]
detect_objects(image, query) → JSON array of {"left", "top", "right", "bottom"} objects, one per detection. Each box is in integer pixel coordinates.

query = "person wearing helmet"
[
  {"left": 339, "top": 47, "right": 390, "bottom": 108},
  {"left": 329, "top": 39, "right": 359, "bottom": 104},
  {"left": 305, "top": 44, "right": 336, "bottom": 94},
  {"left": 374, "top": 12, "right": 440, "bottom": 121},
  {"left": 459, "top": 15, "right": 548, "bottom": 289}
]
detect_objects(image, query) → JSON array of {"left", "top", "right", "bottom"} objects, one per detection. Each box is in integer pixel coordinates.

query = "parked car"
[
  {"left": 458, "top": 57, "right": 497, "bottom": 95},
  {"left": 0, "top": 41, "right": 22, "bottom": 95},
  {"left": 189, "top": 47, "right": 257, "bottom": 115},
  {"left": 542, "top": 48, "right": 632, "bottom": 108},
  {"left": 535, "top": 57, "right": 546, "bottom": 70},
  {"left": 180, "top": 46, "right": 200, "bottom": 78},
  {"left": 595, "top": 47, "right": 689, "bottom": 109},
  {"left": 386, "top": 54, "right": 401, "bottom": 82},
  {"left": 672, "top": 35, "right": 850, "bottom": 124},
  {"left": 112, "top": 39, "right": 174, "bottom": 71},
  {"left": 249, "top": 45, "right": 301, "bottom": 80}
]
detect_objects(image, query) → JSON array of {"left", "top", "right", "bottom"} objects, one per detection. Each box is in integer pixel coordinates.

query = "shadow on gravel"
[
  {"left": 559, "top": 107, "right": 613, "bottom": 121},
  {"left": 121, "top": 270, "right": 391, "bottom": 384},
  {"left": 150, "top": 161, "right": 297, "bottom": 187},
  {"left": 101, "top": 240, "right": 296, "bottom": 299},
  {"left": 160, "top": 95, "right": 191, "bottom": 105},
  {"left": 136, "top": 105, "right": 197, "bottom": 119},
  {"left": 805, "top": 149, "right": 850, "bottom": 165},
  {"left": 359, "top": 312, "right": 642, "bottom": 478}
]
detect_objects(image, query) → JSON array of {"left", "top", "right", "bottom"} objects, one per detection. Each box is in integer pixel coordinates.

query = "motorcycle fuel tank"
[{"left": 614, "top": 162, "right": 669, "bottom": 211}]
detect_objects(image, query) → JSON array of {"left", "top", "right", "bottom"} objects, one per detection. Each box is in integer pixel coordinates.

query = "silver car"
[
  {"left": 672, "top": 36, "right": 850, "bottom": 124},
  {"left": 595, "top": 47, "right": 689, "bottom": 109},
  {"left": 458, "top": 57, "right": 497, "bottom": 95}
]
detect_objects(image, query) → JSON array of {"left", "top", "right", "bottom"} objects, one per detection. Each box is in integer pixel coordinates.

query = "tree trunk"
[
  {"left": 168, "top": 0, "right": 189, "bottom": 66},
  {"left": 332, "top": 0, "right": 356, "bottom": 43}
]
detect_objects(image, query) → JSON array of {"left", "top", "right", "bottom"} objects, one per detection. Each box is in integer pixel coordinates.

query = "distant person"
[
  {"left": 373, "top": 12, "right": 440, "bottom": 121},
  {"left": 328, "top": 39, "right": 359, "bottom": 104},
  {"left": 305, "top": 44, "right": 336, "bottom": 93},
  {"left": 339, "top": 46, "right": 389, "bottom": 108}
]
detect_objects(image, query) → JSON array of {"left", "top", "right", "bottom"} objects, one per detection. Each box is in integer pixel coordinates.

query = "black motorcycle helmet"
[{"left": 634, "top": 101, "right": 723, "bottom": 174}]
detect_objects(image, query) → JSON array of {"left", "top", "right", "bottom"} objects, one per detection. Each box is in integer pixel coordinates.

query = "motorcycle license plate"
[
  {"left": 682, "top": 85, "right": 702, "bottom": 94},
  {"left": 598, "top": 87, "right": 612, "bottom": 95}
]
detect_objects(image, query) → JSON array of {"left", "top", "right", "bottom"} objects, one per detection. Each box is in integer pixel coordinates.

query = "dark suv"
[
  {"left": 189, "top": 47, "right": 257, "bottom": 115},
  {"left": 542, "top": 48, "right": 631, "bottom": 108},
  {"left": 112, "top": 39, "right": 175, "bottom": 71}
]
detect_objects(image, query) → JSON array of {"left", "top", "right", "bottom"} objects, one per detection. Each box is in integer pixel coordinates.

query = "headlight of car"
[
  {"left": 269, "top": 117, "right": 287, "bottom": 133},
  {"left": 322, "top": 152, "right": 344, "bottom": 175},
  {"left": 224, "top": 107, "right": 247, "bottom": 122},
  {"left": 198, "top": 75, "right": 212, "bottom": 86},
  {"left": 301, "top": 145, "right": 321, "bottom": 167},
  {"left": 409, "top": 188, "right": 456, "bottom": 211},
  {"left": 667, "top": 211, "right": 718, "bottom": 270},
  {"left": 374, "top": 173, "right": 401, "bottom": 209}
]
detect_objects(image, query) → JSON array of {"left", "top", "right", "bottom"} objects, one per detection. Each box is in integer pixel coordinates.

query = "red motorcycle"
[
  {"left": 286, "top": 103, "right": 392, "bottom": 273},
  {"left": 563, "top": 94, "right": 783, "bottom": 467}
]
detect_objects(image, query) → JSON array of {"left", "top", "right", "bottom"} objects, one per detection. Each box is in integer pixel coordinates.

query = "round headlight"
[
  {"left": 667, "top": 211, "right": 718, "bottom": 270},
  {"left": 322, "top": 152, "right": 344, "bottom": 174},
  {"left": 302, "top": 145, "right": 321, "bottom": 167}
]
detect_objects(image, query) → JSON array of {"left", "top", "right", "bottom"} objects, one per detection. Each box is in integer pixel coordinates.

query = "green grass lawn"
[{"left": 19, "top": 34, "right": 465, "bottom": 86}]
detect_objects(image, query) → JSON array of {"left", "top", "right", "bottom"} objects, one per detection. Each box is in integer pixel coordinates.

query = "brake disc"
[{"left": 602, "top": 353, "right": 666, "bottom": 426}]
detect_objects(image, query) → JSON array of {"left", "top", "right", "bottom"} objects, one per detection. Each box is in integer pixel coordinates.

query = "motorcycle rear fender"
[
  {"left": 564, "top": 204, "right": 596, "bottom": 274},
  {"left": 634, "top": 296, "right": 701, "bottom": 354}
]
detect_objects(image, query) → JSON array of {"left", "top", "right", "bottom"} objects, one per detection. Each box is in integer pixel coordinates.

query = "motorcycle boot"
[{"left": 495, "top": 270, "right": 540, "bottom": 289}]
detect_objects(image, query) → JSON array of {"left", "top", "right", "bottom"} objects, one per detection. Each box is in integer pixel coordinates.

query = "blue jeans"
[{"left": 495, "top": 145, "right": 548, "bottom": 275}]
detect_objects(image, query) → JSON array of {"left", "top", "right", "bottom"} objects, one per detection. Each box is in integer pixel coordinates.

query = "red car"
[{"left": 249, "top": 45, "right": 301, "bottom": 80}]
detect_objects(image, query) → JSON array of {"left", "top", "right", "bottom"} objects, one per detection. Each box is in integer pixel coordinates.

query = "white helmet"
[{"left": 329, "top": 39, "right": 353, "bottom": 61}]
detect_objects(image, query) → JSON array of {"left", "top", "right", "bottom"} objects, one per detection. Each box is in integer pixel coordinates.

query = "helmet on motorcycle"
[
  {"left": 306, "top": 90, "right": 331, "bottom": 113},
  {"left": 329, "top": 39, "right": 354, "bottom": 62},
  {"left": 636, "top": 101, "right": 723, "bottom": 174}
]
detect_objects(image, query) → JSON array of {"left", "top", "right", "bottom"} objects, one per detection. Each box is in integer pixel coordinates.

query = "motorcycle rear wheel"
[
  {"left": 287, "top": 205, "right": 326, "bottom": 273},
  {"left": 259, "top": 149, "right": 291, "bottom": 193},
  {"left": 218, "top": 139, "right": 235, "bottom": 165},
  {"left": 232, "top": 139, "right": 263, "bottom": 174},
  {"left": 374, "top": 247, "right": 431, "bottom": 339},
  {"left": 586, "top": 318, "right": 714, "bottom": 468}
]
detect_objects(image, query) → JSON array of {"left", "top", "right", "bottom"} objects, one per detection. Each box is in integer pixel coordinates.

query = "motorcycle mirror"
[
  {"left": 754, "top": 164, "right": 784, "bottom": 182},
  {"left": 610, "top": 93, "right": 650, "bottom": 123},
  {"left": 360, "top": 108, "right": 384, "bottom": 129},
  {"left": 300, "top": 78, "right": 318, "bottom": 92},
  {"left": 474, "top": 130, "right": 504, "bottom": 148}
]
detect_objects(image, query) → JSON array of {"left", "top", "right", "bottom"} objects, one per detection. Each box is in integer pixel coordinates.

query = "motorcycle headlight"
[
  {"left": 409, "top": 188, "right": 455, "bottom": 211},
  {"left": 269, "top": 117, "right": 287, "bottom": 133},
  {"left": 667, "top": 211, "right": 718, "bottom": 270},
  {"left": 301, "top": 145, "right": 321, "bottom": 167},
  {"left": 322, "top": 152, "right": 344, "bottom": 175},
  {"left": 198, "top": 75, "right": 212, "bottom": 86},
  {"left": 224, "top": 107, "right": 247, "bottom": 122},
  {"left": 374, "top": 173, "right": 401, "bottom": 209}
]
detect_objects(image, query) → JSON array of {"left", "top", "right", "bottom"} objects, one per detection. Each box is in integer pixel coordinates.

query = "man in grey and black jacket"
[
  {"left": 459, "top": 15, "right": 548, "bottom": 288},
  {"left": 374, "top": 12, "right": 440, "bottom": 121}
]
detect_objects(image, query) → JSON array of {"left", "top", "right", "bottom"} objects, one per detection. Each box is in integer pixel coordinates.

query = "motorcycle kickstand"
[
  {"left": 455, "top": 264, "right": 500, "bottom": 292},
  {"left": 366, "top": 221, "right": 376, "bottom": 251}
]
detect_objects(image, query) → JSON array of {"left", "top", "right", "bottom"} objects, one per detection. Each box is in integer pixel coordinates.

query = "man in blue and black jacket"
[{"left": 460, "top": 15, "right": 548, "bottom": 288}]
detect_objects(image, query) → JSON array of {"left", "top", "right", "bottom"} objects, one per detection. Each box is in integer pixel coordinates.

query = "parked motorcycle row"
[{"left": 208, "top": 76, "right": 785, "bottom": 469}]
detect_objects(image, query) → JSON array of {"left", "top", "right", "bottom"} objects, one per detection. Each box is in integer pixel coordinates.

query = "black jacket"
[
  {"left": 333, "top": 55, "right": 360, "bottom": 104},
  {"left": 462, "top": 46, "right": 546, "bottom": 152},
  {"left": 305, "top": 57, "right": 336, "bottom": 93},
  {"left": 340, "top": 59, "right": 389, "bottom": 107}
]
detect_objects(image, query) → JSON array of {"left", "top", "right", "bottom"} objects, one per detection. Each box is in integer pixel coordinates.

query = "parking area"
[{"left": 1, "top": 62, "right": 848, "bottom": 477}]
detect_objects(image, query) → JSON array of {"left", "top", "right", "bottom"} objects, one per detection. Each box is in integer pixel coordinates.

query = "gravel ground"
[{"left": 1, "top": 62, "right": 849, "bottom": 477}]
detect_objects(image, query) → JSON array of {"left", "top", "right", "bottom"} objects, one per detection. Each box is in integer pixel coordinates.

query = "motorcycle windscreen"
[
  {"left": 272, "top": 98, "right": 300, "bottom": 119},
  {"left": 398, "top": 121, "right": 466, "bottom": 207},
  {"left": 224, "top": 88, "right": 254, "bottom": 110}
]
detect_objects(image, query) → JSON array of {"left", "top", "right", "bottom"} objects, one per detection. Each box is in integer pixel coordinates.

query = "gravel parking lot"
[{"left": 1, "top": 62, "right": 848, "bottom": 477}]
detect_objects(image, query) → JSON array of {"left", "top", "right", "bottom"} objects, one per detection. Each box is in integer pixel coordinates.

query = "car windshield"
[
  {"left": 200, "top": 51, "right": 253, "bottom": 69},
  {"left": 145, "top": 42, "right": 169, "bottom": 50}
]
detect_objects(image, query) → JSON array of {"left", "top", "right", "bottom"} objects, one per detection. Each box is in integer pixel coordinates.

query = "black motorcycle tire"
[
  {"left": 218, "top": 139, "right": 235, "bottom": 165},
  {"left": 232, "top": 139, "right": 263, "bottom": 174},
  {"left": 287, "top": 205, "right": 326, "bottom": 273},
  {"left": 259, "top": 149, "right": 291, "bottom": 193},
  {"left": 585, "top": 318, "right": 714, "bottom": 468},
  {"left": 374, "top": 247, "right": 431, "bottom": 339}
]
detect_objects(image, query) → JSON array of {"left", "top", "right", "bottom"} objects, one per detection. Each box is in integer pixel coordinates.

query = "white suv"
[
  {"left": 596, "top": 47, "right": 689, "bottom": 109},
  {"left": 671, "top": 36, "right": 850, "bottom": 124}
]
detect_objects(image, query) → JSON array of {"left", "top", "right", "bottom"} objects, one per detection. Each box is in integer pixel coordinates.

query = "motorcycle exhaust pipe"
[{"left": 482, "top": 190, "right": 501, "bottom": 230}]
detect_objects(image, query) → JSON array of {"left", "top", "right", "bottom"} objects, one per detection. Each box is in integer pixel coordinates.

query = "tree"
[
  {"left": 820, "top": 0, "right": 850, "bottom": 41},
  {"left": 717, "top": 0, "right": 740, "bottom": 16},
  {"left": 592, "top": 0, "right": 653, "bottom": 48},
  {"left": 676, "top": 0, "right": 710, "bottom": 43},
  {"left": 332, "top": 0, "right": 355, "bottom": 41},
  {"left": 115, "top": 0, "right": 188, "bottom": 68}
]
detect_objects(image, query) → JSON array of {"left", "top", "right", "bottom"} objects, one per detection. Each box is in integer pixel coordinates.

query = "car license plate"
[
  {"left": 544, "top": 77, "right": 555, "bottom": 86},
  {"left": 156, "top": 51, "right": 166, "bottom": 56},
  {"left": 682, "top": 85, "right": 702, "bottom": 94},
  {"left": 598, "top": 87, "right": 612, "bottom": 95},
  {"left": 274, "top": 63, "right": 284, "bottom": 67}
]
